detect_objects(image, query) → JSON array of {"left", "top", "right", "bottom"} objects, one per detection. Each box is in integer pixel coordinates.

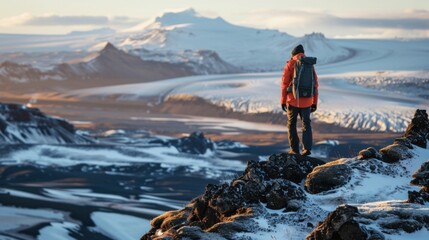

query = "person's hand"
[
  {"left": 281, "top": 104, "right": 287, "bottom": 112},
  {"left": 311, "top": 104, "right": 317, "bottom": 113}
]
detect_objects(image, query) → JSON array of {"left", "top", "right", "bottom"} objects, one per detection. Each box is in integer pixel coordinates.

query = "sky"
[{"left": 0, "top": 0, "right": 428, "bottom": 38}]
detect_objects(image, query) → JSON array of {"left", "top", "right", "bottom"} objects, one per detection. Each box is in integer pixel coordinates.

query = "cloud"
[
  {"left": 244, "top": 9, "right": 429, "bottom": 30},
  {"left": 236, "top": 9, "right": 429, "bottom": 38},
  {"left": 325, "top": 17, "right": 429, "bottom": 30},
  {"left": 0, "top": 14, "right": 142, "bottom": 27},
  {"left": 0, "top": 13, "right": 33, "bottom": 27},
  {"left": 23, "top": 15, "right": 109, "bottom": 26},
  {"left": 26, "top": 15, "right": 109, "bottom": 26}
]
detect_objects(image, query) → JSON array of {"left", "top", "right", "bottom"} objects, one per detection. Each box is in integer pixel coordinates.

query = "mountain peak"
[
  {"left": 153, "top": 8, "right": 207, "bottom": 27},
  {"left": 156, "top": 8, "right": 198, "bottom": 20},
  {"left": 302, "top": 32, "right": 326, "bottom": 40},
  {"left": 100, "top": 42, "right": 118, "bottom": 52},
  {"left": 146, "top": 8, "right": 231, "bottom": 29}
]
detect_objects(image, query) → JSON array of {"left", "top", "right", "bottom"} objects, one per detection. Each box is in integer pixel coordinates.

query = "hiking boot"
[
  {"left": 289, "top": 150, "right": 299, "bottom": 155},
  {"left": 302, "top": 150, "right": 311, "bottom": 156}
]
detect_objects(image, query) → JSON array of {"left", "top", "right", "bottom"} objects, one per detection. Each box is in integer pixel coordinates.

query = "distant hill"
[
  {"left": 0, "top": 103, "right": 93, "bottom": 144},
  {"left": 56, "top": 42, "right": 193, "bottom": 83}
]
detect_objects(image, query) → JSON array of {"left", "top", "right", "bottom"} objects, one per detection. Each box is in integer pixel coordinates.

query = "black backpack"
[{"left": 287, "top": 56, "right": 317, "bottom": 99}]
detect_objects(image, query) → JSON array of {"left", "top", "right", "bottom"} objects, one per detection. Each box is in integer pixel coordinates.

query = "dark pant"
[{"left": 287, "top": 104, "right": 312, "bottom": 153}]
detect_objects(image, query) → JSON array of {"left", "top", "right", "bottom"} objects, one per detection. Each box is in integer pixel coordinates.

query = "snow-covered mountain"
[
  {"left": 1, "top": 8, "right": 425, "bottom": 73},
  {"left": 128, "top": 48, "right": 242, "bottom": 75},
  {"left": 120, "top": 8, "right": 351, "bottom": 70},
  {"left": 0, "top": 103, "right": 93, "bottom": 144},
  {"left": 285, "top": 32, "right": 351, "bottom": 64}
]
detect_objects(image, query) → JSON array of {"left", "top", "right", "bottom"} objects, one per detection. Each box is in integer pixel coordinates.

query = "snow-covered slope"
[
  {"left": 0, "top": 103, "right": 93, "bottom": 144},
  {"left": 128, "top": 48, "right": 242, "bottom": 75},
  {"left": 65, "top": 69, "right": 429, "bottom": 132},
  {"left": 120, "top": 9, "right": 350, "bottom": 70},
  {"left": 285, "top": 32, "right": 351, "bottom": 64}
]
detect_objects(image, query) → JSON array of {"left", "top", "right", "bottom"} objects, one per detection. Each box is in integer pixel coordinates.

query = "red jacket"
[{"left": 281, "top": 53, "right": 319, "bottom": 108}]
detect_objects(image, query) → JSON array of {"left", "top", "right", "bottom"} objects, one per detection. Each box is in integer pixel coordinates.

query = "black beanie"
[{"left": 291, "top": 44, "right": 304, "bottom": 56}]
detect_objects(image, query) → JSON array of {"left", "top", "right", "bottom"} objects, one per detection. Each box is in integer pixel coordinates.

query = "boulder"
[
  {"left": 358, "top": 147, "right": 381, "bottom": 160},
  {"left": 306, "top": 205, "right": 367, "bottom": 240},
  {"left": 305, "top": 163, "right": 352, "bottom": 194},
  {"left": 379, "top": 143, "right": 412, "bottom": 163},
  {"left": 309, "top": 202, "right": 429, "bottom": 240},
  {"left": 393, "top": 137, "right": 414, "bottom": 149}
]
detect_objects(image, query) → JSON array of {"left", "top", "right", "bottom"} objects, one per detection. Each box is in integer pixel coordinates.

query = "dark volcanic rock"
[
  {"left": 141, "top": 109, "right": 429, "bottom": 239},
  {"left": 411, "top": 162, "right": 429, "bottom": 188},
  {"left": 403, "top": 109, "right": 429, "bottom": 148},
  {"left": 307, "top": 205, "right": 367, "bottom": 240},
  {"left": 154, "top": 131, "right": 215, "bottom": 154},
  {"left": 263, "top": 153, "right": 326, "bottom": 183},
  {"left": 310, "top": 202, "right": 429, "bottom": 240},
  {"left": 0, "top": 103, "right": 93, "bottom": 144},
  {"left": 408, "top": 190, "right": 429, "bottom": 205},
  {"left": 379, "top": 143, "right": 413, "bottom": 163},
  {"left": 358, "top": 147, "right": 381, "bottom": 160},
  {"left": 305, "top": 163, "right": 352, "bottom": 194},
  {"left": 141, "top": 153, "right": 324, "bottom": 239},
  {"left": 380, "top": 109, "right": 429, "bottom": 162},
  {"left": 408, "top": 161, "right": 429, "bottom": 204}
]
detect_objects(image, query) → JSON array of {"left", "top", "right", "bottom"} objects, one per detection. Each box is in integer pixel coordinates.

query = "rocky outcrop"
[
  {"left": 141, "top": 153, "right": 324, "bottom": 239},
  {"left": 408, "top": 161, "right": 429, "bottom": 204},
  {"left": 379, "top": 109, "right": 428, "bottom": 163},
  {"left": 150, "top": 131, "right": 216, "bottom": 155},
  {"left": 141, "top": 109, "right": 429, "bottom": 239},
  {"left": 403, "top": 109, "right": 429, "bottom": 148},
  {"left": 305, "top": 163, "right": 352, "bottom": 194},
  {"left": 0, "top": 103, "right": 93, "bottom": 144},
  {"left": 308, "top": 202, "right": 429, "bottom": 240},
  {"left": 169, "top": 132, "right": 215, "bottom": 155}
]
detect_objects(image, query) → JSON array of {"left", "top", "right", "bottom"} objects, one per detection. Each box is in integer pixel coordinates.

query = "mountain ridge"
[{"left": 120, "top": 9, "right": 350, "bottom": 70}]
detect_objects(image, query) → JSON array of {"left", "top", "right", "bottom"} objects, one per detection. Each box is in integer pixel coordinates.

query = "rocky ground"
[
  {"left": 141, "top": 109, "right": 429, "bottom": 240},
  {"left": 1, "top": 102, "right": 427, "bottom": 240}
]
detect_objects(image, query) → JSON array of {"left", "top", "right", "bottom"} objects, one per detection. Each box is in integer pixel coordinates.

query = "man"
[{"left": 280, "top": 44, "right": 318, "bottom": 156}]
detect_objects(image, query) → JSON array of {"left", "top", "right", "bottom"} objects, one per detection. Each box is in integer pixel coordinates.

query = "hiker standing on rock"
[{"left": 281, "top": 44, "right": 319, "bottom": 156}]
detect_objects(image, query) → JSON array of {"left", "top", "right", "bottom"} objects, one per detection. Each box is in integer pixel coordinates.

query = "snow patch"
[{"left": 91, "top": 212, "right": 150, "bottom": 240}]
